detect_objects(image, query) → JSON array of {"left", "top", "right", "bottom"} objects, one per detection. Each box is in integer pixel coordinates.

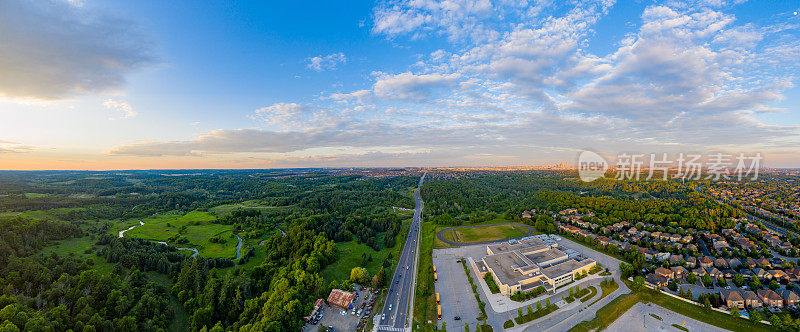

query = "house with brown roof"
[
  {"left": 655, "top": 267, "right": 674, "bottom": 280},
  {"left": 327, "top": 289, "right": 356, "bottom": 309},
  {"left": 757, "top": 289, "right": 784, "bottom": 308},
  {"left": 686, "top": 256, "right": 697, "bottom": 268},
  {"left": 700, "top": 256, "right": 713, "bottom": 268},
  {"left": 714, "top": 258, "right": 729, "bottom": 269},
  {"left": 728, "top": 258, "right": 742, "bottom": 269},
  {"left": 780, "top": 289, "right": 800, "bottom": 307},
  {"left": 757, "top": 258, "right": 771, "bottom": 268},
  {"left": 742, "top": 290, "right": 761, "bottom": 308},
  {"left": 752, "top": 268, "right": 768, "bottom": 279},
  {"left": 671, "top": 266, "right": 688, "bottom": 278},
  {"left": 668, "top": 254, "right": 683, "bottom": 266},
  {"left": 771, "top": 270, "right": 789, "bottom": 281},
  {"left": 721, "top": 290, "right": 745, "bottom": 309},
  {"left": 645, "top": 273, "right": 669, "bottom": 288},
  {"left": 708, "top": 268, "right": 723, "bottom": 279}
]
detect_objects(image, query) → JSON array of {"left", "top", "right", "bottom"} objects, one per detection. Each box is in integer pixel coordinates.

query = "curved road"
[{"left": 436, "top": 223, "right": 535, "bottom": 247}]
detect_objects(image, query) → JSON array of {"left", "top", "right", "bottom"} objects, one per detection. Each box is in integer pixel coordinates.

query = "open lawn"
[
  {"left": 440, "top": 223, "right": 529, "bottom": 244},
  {"left": 208, "top": 200, "right": 288, "bottom": 217},
  {"left": 320, "top": 224, "right": 408, "bottom": 283},
  {"left": 569, "top": 281, "right": 772, "bottom": 332},
  {"left": 120, "top": 211, "right": 237, "bottom": 258}
]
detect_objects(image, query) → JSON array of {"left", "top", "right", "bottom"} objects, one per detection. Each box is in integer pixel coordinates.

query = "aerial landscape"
[{"left": 1, "top": 1, "right": 800, "bottom": 332}]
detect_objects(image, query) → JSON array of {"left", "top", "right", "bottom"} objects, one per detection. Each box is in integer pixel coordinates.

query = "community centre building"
[{"left": 473, "top": 237, "right": 596, "bottom": 296}]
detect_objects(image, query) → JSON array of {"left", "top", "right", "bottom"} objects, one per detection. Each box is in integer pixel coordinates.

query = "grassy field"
[
  {"left": 413, "top": 221, "right": 438, "bottom": 330},
  {"left": 569, "top": 281, "right": 772, "bottom": 332},
  {"left": 440, "top": 223, "right": 529, "bottom": 244},
  {"left": 320, "top": 224, "right": 408, "bottom": 283},
  {"left": 39, "top": 235, "right": 115, "bottom": 274},
  {"left": 208, "top": 200, "right": 288, "bottom": 217},
  {"left": 119, "top": 211, "right": 237, "bottom": 258}
]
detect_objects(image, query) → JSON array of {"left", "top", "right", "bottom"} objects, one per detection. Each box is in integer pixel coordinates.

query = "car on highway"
[{"left": 454, "top": 316, "right": 461, "bottom": 320}]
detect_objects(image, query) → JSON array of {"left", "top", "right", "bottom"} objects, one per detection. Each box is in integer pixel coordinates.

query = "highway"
[{"left": 376, "top": 173, "right": 425, "bottom": 331}]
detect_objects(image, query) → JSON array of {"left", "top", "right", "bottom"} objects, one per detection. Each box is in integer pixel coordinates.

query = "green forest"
[{"left": 0, "top": 170, "right": 415, "bottom": 331}]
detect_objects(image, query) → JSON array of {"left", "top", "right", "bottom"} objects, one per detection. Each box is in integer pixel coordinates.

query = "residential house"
[
  {"left": 780, "top": 289, "right": 800, "bottom": 307},
  {"left": 757, "top": 289, "right": 784, "bottom": 308},
  {"left": 708, "top": 268, "right": 723, "bottom": 279},
  {"left": 671, "top": 266, "right": 688, "bottom": 279},
  {"left": 655, "top": 267, "right": 674, "bottom": 280},
  {"left": 742, "top": 290, "right": 761, "bottom": 308},
  {"left": 753, "top": 268, "right": 768, "bottom": 279},
  {"left": 669, "top": 254, "right": 683, "bottom": 266},
  {"left": 728, "top": 258, "right": 742, "bottom": 269},
  {"left": 686, "top": 257, "right": 697, "bottom": 268},
  {"left": 693, "top": 268, "right": 707, "bottom": 276},
  {"left": 681, "top": 235, "right": 693, "bottom": 243},
  {"left": 645, "top": 273, "right": 669, "bottom": 288},
  {"left": 714, "top": 258, "right": 729, "bottom": 269},
  {"left": 722, "top": 269, "right": 736, "bottom": 279},
  {"left": 772, "top": 270, "right": 789, "bottom": 281},
  {"left": 700, "top": 257, "right": 714, "bottom": 268},
  {"left": 721, "top": 290, "right": 745, "bottom": 309}
]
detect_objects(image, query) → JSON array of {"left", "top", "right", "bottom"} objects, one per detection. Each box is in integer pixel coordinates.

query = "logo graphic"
[{"left": 578, "top": 151, "right": 608, "bottom": 182}]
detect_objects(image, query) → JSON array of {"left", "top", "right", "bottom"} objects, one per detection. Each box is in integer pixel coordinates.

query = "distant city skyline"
[{"left": 1, "top": 0, "right": 799, "bottom": 170}]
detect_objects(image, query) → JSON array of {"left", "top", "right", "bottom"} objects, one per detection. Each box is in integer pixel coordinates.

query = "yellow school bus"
[
  {"left": 434, "top": 272, "right": 438, "bottom": 282},
  {"left": 437, "top": 305, "right": 442, "bottom": 320},
  {"left": 433, "top": 265, "right": 437, "bottom": 273},
  {"left": 436, "top": 293, "right": 440, "bottom": 303}
]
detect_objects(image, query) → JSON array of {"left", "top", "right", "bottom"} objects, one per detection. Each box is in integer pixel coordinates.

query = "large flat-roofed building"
[{"left": 475, "top": 237, "right": 595, "bottom": 296}]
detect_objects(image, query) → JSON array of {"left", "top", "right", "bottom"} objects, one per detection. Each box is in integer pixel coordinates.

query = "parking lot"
[
  {"left": 433, "top": 252, "right": 483, "bottom": 330},
  {"left": 303, "top": 287, "right": 378, "bottom": 332}
]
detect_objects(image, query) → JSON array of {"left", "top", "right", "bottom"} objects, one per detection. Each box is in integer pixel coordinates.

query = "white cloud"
[
  {"left": 0, "top": 0, "right": 154, "bottom": 100},
  {"left": 0, "top": 140, "right": 34, "bottom": 154},
  {"left": 106, "top": 0, "right": 800, "bottom": 166},
  {"left": 373, "top": 72, "right": 460, "bottom": 101},
  {"left": 103, "top": 99, "right": 137, "bottom": 119},
  {"left": 306, "top": 52, "right": 347, "bottom": 71}
]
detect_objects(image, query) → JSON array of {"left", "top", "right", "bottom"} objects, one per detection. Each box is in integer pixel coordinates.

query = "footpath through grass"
[{"left": 569, "top": 281, "right": 772, "bottom": 332}]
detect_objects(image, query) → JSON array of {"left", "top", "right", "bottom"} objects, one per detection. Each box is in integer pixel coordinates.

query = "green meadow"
[
  {"left": 120, "top": 210, "right": 237, "bottom": 258},
  {"left": 208, "top": 200, "right": 289, "bottom": 217}
]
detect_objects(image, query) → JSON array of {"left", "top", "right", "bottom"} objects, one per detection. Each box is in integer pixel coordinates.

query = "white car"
[{"left": 389, "top": 304, "right": 393, "bottom": 311}]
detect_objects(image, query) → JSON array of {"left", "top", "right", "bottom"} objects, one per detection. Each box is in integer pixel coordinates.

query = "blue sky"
[{"left": 0, "top": 0, "right": 799, "bottom": 169}]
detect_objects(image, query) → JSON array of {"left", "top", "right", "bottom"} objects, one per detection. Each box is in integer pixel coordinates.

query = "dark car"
[{"left": 454, "top": 316, "right": 461, "bottom": 320}]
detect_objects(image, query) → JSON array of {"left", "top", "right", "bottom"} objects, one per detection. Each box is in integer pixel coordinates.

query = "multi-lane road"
[{"left": 376, "top": 173, "right": 425, "bottom": 331}]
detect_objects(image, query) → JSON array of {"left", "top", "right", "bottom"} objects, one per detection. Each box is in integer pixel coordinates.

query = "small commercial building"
[{"left": 327, "top": 289, "right": 356, "bottom": 309}]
